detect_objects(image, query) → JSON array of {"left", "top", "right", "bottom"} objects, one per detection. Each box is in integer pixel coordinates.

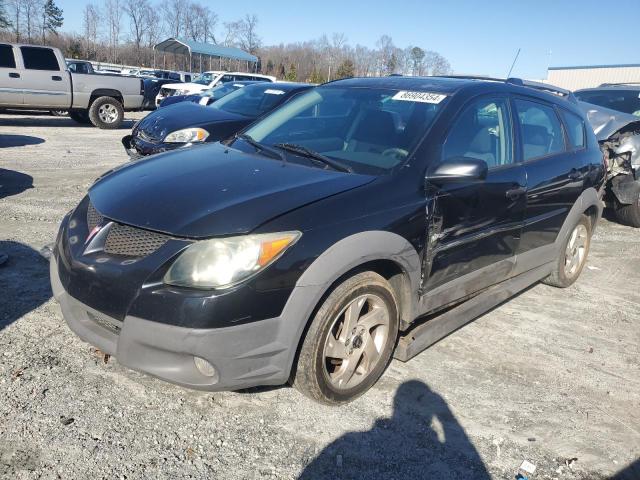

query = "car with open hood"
[
  {"left": 122, "top": 82, "right": 312, "bottom": 159},
  {"left": 52, "top": 76, "right": 605, "bottom": 404}
]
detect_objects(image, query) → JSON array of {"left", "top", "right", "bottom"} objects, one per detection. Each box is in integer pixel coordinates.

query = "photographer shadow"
[{"left": 299, "top": 379, "right": 490, "bottom": 479}]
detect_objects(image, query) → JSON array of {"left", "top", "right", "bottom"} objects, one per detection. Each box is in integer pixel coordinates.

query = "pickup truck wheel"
[
  {"left": 50, "top": 110, "right": 67, "bottom": 116},
  {"left": 293, "top": 271, "right": 399, "bottom": 405},
  {"left": 614, "top": 196, "right": 640, "bottom": 227},
  {"left": 69, "top": 111, "right": 91, "bottom": 124},
  {"left": 543, "top": 215, "right": 591, "bottom": 288},
  {"left": 88, "top": 96, "right": 124, "bottom": 129}
]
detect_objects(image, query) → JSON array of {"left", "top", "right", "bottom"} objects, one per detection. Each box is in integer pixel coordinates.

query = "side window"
[
  {"left": 443, "top": 97, "right": 513, "bottom": 168},
  {"left": 560, "top": 110, "right": 586, "bottom": 150},
  {"left": 220, "top": 74, "right": 235, "bottom": 83},
  {"left": 20, "top": 46, "right": 60, "bottom": 71},
  {"left": 0, "top": 44, "right": 16, "bottom": 68},
  {"left": 184, "top": 74, "right": 191, "bottom": 82},
  {"left": 514, "top": 99, "right": 565, "bottom": 161}
]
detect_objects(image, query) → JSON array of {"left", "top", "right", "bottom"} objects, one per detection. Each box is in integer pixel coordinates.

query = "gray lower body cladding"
[{"left": 50, "top": 255, "right": 306, "bottom": 391}]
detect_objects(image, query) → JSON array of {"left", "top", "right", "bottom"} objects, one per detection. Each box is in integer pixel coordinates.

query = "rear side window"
[
  {"left": 514, "top": 99, "right": 564, "bottom": 161},
  {"left": 575, "top": 89, "right": 640, "bottom": 117},
  {"left": 20, "top": 47, "right": 60, "bottom": 70},
  {"left": 0, "top": 44, "right": 16, "bottom": 68},
  {"left": 443, "top": 97, "right": 513, "bottom": 168},
  {"left": 561, "top": 110, "right": 586, "bottom": 150}
]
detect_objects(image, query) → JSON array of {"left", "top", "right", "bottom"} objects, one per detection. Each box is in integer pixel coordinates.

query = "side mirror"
[{"left": 425, "top": 157, "right": 488, "bottom": 185}]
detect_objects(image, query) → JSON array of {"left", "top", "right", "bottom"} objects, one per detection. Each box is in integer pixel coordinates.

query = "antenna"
[{"left": 507, "top": 48, "right": 521, "bottom": 78}]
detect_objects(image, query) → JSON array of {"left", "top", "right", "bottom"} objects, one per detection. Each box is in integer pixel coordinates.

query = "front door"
[
  {"left": 421, "top": 95, "right": 527, "bottom": 312},
  {"left": 0, "top": 44, "right": 23, "bottom": 106},
  {"left": 19, "top": 46, "right": 71, "bottom": 108}
]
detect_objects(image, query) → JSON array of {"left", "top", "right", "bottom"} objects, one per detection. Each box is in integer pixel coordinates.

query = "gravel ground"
[{"left": 0, "top": 111, "right": 639, "bottom": 480}]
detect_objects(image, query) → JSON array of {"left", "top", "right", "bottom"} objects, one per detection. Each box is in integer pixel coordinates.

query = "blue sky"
[{"left": 56, "top": 0, "right": 638, "bottom": 79}]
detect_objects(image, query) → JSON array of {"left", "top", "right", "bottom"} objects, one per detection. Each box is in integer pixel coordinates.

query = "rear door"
[
  {"left": 512, "top": 97, "right": 586, "bottom": 265},
  {"left": 421, "top": 95, "right": 527, "bottom": 310},
  {"left": 0, "top": 44, "right": 23, "bottom": 105},
  {"left": 19, "top": 46, "right": 71, "bottom": 108}
]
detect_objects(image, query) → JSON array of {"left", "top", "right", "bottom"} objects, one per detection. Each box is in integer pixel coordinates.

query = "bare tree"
[
  {"left": 23, "top": 0, "right": 40, "bottom": 43},
  {"left": 237, "top": 14, "right": 260, "bottom": 54},
  {"left": 7, "top": 0, "right": 21, "bottom": 41},
  {"left": 82, "top": 3, "right": 99, "bottom": 58},
  {"left": 104, "top": 0, "right": 123, "bottom": 63},
  {"left": 160, "top": 0, "right": 187, "bottom": 38},
  {"left": 123, "top": 0, "right": 151, "bottom": 63}
]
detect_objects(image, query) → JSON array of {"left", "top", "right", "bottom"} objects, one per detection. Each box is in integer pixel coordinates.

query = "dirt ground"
[{"left": 0, "top": 111, "right": 638, "bottom": 480}]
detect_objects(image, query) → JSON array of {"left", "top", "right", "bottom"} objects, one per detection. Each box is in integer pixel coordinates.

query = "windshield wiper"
[
  {"left": 236, "top": 134, "right": 285, "bottom": 161},
  {"left": 274, "top": 143, "right": 352, "bottom": 173}
]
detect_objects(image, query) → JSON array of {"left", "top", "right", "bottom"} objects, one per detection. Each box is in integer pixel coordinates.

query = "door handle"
[
  {"left": 52, "top": 75, "right": 62, "bottom": 81},
  {"left": 9, "top": 72, "right": 20, "bottom": 78},
  {"left": 568, "top": 169, "right": 581, "bottom": 180},
  {"left": 505, "top": 186, "right": 527, "bottom": 200}
]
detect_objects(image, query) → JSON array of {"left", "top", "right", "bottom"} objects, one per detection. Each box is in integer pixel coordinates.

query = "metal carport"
[{"left": 153, "top": 38, "right": 258, "bottom": 73}]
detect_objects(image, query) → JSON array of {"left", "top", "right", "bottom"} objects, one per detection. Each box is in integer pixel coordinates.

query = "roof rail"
[{"left": 433, "top": 75, "right": 576, "bottom": 103}]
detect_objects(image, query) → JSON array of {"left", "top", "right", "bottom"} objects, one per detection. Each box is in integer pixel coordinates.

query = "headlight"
[
  {"left": 164, "top": 128, "right": 209, "bottom": 143},
  {"left": 164, "top": 232, "right": 301, "bottom": 289}
]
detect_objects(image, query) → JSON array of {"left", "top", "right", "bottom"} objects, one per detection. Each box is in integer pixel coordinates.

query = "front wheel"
[
  {"left": 543, "top": 214, "right": 591, "bottom": 288},
  {"left": 88, "top": 96, "right": 124, "bottom": 129},
  {"left": 293, "top": 271, "right": 399, "bottom": 405}
]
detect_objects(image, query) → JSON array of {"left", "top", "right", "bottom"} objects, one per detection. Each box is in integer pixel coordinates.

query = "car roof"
[
  {"left": 246, "top": 81, "right": 311, "bottom": 92},
  {"left": 576, "top": 84, "right": 640, "bottom": 92},
  {"left": 325, "top": 75, "right": 579, "bottom": 109}
]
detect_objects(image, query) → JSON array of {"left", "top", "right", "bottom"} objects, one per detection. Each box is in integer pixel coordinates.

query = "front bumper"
[
  {"left": 51, "top": 254, "right": 296, "bottom": 391},
  {"left": 121, "top": 133, "right": 179, "bottom": 160}
]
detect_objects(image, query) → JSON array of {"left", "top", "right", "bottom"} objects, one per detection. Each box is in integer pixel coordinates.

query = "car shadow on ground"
[
  {"left": 0, "top": 242, "right": 52, "bottom": 332},
  {"left": 0, "top": 113, "right": 136, "bottom": 130},
  {"left": 0, "top": 134, "right": 45, "bottom": 148},
  {"left": 610, "top": 458, "right": 640, "bottom": 480},
  {"left": 298, "top": 380, "right": 490, "bottom": 479},
  {"left": 0, "top": 168, "right": 34, "bottom": 199}
]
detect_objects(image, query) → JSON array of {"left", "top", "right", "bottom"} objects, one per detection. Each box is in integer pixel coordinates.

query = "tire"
[
  {"left": 614, "top": 196, "right": 640, "bottom": 227},
  {"left": 543, "top": 214, "right": 591, "bottom": 288},
  {"left": 50, "top": 110, "right": 67, "bottom": 116},
  {"left": 88, "top": 96, "right": 124, "bottom": 129},
  {"left": 293, "top": 271, "right": 399, "bottom": 405},
  {"left": 69, "top": 111, "right": 91, "bottom": 124}
]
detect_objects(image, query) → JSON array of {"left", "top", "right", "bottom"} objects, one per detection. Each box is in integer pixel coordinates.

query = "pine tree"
[
  {"left": 285, "top": 63, "right": 297, "bottom": 81},
  {"left": 308, "top": 68, "right": 324, "bottom": 84},
  {"left": 335, "top": 59, "right": 355, "bottom": 79},
  {"left": 41, "top": 0, "right": 64, "bottom": 43}
]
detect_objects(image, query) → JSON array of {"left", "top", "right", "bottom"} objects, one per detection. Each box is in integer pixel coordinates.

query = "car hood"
[
  {"left": 577, "top": 101, "right": 640, "bottom": 141},
  {"left": 89, "top": 143, "right": 374, "bottom": 238},
  {"left": 137, "top": 102, "right": 247, "bottom": 140}
]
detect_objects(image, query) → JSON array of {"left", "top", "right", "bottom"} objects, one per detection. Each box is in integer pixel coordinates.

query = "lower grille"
[{"left": 104, "top": 223, "right": 170, "bottom": 257}]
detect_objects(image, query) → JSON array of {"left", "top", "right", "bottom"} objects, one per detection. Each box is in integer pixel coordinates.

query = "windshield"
[
  {"left": 244, "top": 86, "right": 447, "bottom": 174},
  {"left": 212, "top": 84, "right": 291, "bottom": 117},
  {"left": 575, "top": 89, "right": 640, "bottom": 117},
  {"left": 193, "top": 73, "right": 214, "bottom": 85}
]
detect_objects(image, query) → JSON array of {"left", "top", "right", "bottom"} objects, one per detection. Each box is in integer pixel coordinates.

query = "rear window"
[
  {"left": 0, "top": 44, "right": 16, "bottom": 68},
  {"left": 514, "top": 99, "right": 565, "bottom": 161},
  {"left": 561, "top": 110, "right": 586, "bottom": 150},
  {"left": 575, "top": 89, "right": 640, "bottom": 117},
  {"left": 20, "top": 46, "right": 60, "bottom": 70}
]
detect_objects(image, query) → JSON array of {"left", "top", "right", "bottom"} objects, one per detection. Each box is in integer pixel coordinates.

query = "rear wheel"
[
  {"left": 50, "top": 110, "right": 67, "bottom": 116},
  {"left": 543, "top": 214, "right": 591, "bottom": 288},
  {"left": 69, "top": 111, "right": 91, "bottom": 124},
  {"left": 293, "top": 271, "right": 399, "bottom": 405},
  {"left": 614, "top": 195, "right": 640, "bottom": 227},
  {"left": 88, "top": 96, "right": 124, "bottom": 129}
]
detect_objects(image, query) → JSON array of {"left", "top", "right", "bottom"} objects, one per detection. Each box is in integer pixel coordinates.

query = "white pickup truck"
[{"left": 0, "top": 43, "right": 144, "bottom": 128}]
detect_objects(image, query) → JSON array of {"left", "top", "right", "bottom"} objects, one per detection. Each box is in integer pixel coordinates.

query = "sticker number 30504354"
[{"left": 392, "top": 91, "right": 447, "bottom": 104}]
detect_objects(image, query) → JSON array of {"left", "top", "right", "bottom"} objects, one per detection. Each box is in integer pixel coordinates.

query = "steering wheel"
[{"left": 381, "top": 148, "right": 409, "bottom": 160}]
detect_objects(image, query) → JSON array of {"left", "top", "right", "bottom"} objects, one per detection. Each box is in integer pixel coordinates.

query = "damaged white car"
[{"left": 578, "top": 102, "right": 640, "bottom": 227}]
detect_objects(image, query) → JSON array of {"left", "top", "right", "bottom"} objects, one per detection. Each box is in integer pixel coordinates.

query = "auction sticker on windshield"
[
  {"left": 264, "top": 89, "right": 285, "bottom": 95},
  {"left": 392, "top": 91, "right": 447, "bottom": 103}
]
